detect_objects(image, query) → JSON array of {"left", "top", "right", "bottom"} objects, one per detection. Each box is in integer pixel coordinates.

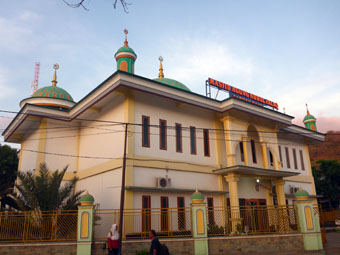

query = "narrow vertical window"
[
  {"left": 240, "top": 141, "right": 244, "bottom": 162},
  {"left": 299, "top": 150, "right": 305, "bottom": 170},
  {"left": 251, "top": 139, "right": 257, "bottom": 163},
  {"left": 293, "top": 149, "right": 298, "bottom": 169},
  {"left": 142, "top": 196, "right": 151, "bottom": 232},
  {"left": 160, "top": 197, "right": 169, "bottom": 231},
  {"left": 176, "top": 123, "right": 182, "bottom": 152},
  {"left": 190, "top": 126, "right": 196, "bottom": 155},
  {"left": 177, "top": 197, "right": 185, "bottom": 230},
  {"left": 278, "top": 146, "right": 283, "bottom": 167},
  {"left": 285, "top": 147, "right": 290, "bottom": 168},
  {"left": 269, "top": 150, "right": 274, "bottom": 166},
  {"left": 159, "top": 119, "right": 167, "bottom": 150},
  {"left": 142, "top": 116, "right": 150, "bottom": 147},
  {"left": 207, "top": 197, "right": 215, "bottom": 225},
  {"left": 203, "top": 129, "right": 210, "bottom": 157}
]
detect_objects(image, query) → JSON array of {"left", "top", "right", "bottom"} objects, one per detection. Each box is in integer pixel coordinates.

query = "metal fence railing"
[
  {"left": 0, "top": 210, "right": 78, "bottom": 243},
  {"left": 207, "top": 205, "right": 299, "bottom": 236},
  {"left": 94, "top": 208, "right": 192, "bottom": 240}
]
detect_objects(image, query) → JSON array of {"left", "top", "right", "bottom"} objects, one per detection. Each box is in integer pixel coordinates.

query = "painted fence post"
[
  {"left": 191, "top": 189, "right": 209, "bottom": 255},
  {"left": 77, "top": 192, "right": 95, "bottom": 255},
  {"left": 294, "top": 190, "right": 323, "bottom": 251}
]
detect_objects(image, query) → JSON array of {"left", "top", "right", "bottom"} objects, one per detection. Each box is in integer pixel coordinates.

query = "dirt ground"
[{"left": 324, "top": 231, "right": 340, "bottom": 255}]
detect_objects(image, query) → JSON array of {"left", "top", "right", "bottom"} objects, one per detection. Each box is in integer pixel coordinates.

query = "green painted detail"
[
  {"left": 154, "top": 78, "right": 191, "bottom": 91},
  {"left": 295, "top": 190, "right": 309, "bottom": 197},
  {"left": 116, "top": 57, "right": 135, "bottom": 74},
  {"left": 32, "top": 86, "right": 74, "bottom": 102},
  {"left": 191, "top": 191, "right": 204, "bottom": 200},
  {"left": 303, "top": 114, "right": 316, "bottom": 122},
  {"left": 194, "top": 239, "right": 209, "bottom": 255},
  {"left": 80, "top": 193, "right": 95, "bottom": 203},
  {"left": 115, "top": 45, "right": 137, "bottom": 57}
]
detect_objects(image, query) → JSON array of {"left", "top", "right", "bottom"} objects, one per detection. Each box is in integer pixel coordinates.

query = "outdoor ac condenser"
[{"left": 157, "top": 177, "right": 171, "bottom": 188}]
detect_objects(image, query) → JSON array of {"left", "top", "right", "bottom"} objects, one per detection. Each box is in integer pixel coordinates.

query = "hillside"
[{"left": 309, "top": 131, "right": 340, "bottom": 166}]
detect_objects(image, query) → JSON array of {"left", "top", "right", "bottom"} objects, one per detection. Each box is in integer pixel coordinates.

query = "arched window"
[{"left": 120, "top": 61, "right": 127, "bottom": 72}]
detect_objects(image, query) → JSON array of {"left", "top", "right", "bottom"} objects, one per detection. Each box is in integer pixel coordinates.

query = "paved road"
[{"left": 324, "top": 232, "right": 340, "bottom": 255}]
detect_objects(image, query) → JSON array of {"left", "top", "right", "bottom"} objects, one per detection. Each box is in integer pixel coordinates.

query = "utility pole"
[{"left": 119, "top": 123, "right": 128, "bottom": 252}]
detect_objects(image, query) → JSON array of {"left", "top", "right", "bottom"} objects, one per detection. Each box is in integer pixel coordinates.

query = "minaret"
[
  {"left": 114, "top": 29, "right": 137, "bottom": 74},
  {"left": 303, "top": 104, "right": 317, "bottom": 131}
]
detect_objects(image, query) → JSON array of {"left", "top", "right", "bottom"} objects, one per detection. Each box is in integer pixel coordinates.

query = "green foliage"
[
  {"left": 208, "top": 223, "right": 225, "bottom": 235},
  {"left": 312, "top": 160, "right": 340, "bottom": 208},
  {"left": 15, "top": 163, "right": 83, "bottom": 211},
  {"left": 0, "top": 144, "right": 19, "bottom": 210},
  {"left": 136, "top": 249, "right": 149, "bottom": 255}
]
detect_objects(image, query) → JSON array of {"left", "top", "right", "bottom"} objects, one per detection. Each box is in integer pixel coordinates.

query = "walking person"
[
  {"left": 107, "top": 224, "right": 120, "bottom": 255},
  {"left": 149, "top": 230, "right": 161, "bottom": 255}
]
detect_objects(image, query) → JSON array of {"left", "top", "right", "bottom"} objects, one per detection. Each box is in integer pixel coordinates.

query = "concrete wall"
[
  {"left": 77, "top": 168, "right": 122, "bottom": 209},
  {"left": 134, "top": 93, "right": 217, "bottom": 166},
  {"left": 20, "top": 130, "right": 39, "bottom": 172},
  {"left": 78, "top": 95, "right": 125, "bottom": 171},
  {"left": 0, "top": 242, "right": 76, "bottom": 255},
  {"left": 208, "top": 234, "right": 305, "bottom": 255}
]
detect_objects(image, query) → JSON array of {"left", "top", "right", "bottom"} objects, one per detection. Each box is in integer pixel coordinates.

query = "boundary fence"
[{"left": 0, "top": 210, "right": 77, "bottom": 243}]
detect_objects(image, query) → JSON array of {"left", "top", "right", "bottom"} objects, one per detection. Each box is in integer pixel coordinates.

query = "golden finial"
[
  {"left": 124, "top": 29, "right": 128, "bottom": 47},
  {"left": 158, "top": 56, "right": 164, "bottom": 79},
  {"left": 51, "top": 64, "right": 59, "bottom": 87},
  {"left": 306, "top": 103, "right": 310, "bottom": 115},
  {"left": 195, "top": 187, "right": 198, "bottom": 193}
]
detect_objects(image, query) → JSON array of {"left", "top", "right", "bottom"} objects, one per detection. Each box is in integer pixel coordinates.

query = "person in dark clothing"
[{"left": 149, "top": 230, "right": 161, "bottom": 255}]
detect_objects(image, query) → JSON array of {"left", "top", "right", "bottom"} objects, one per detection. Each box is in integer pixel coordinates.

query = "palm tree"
[{"left": 15, "top": 163, "right": 83, "bottom": 211}]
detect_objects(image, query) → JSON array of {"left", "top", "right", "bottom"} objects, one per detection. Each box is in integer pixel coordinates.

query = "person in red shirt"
[{"left": 107, "top": 224, "right": 120, "bottom": 255}]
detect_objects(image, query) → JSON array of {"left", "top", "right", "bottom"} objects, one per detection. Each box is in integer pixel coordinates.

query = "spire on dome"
[
  {"left": 124, "top": 29, "right": 129, "bottom": 47},
  {"left": 158, "top": 56, "right": 164, "bottom": 79},
  {"left": 306, "top": 103, "right": 310, "bottom": 116},
  {"left": 51, "top": 64, "right": 59, "bottom": 87}
]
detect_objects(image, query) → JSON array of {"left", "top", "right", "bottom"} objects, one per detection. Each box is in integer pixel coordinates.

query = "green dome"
[
  {"left": 115, "top": 45, "right": 137, "bottom": 57},
  {"left": 295, "top": 189, "right": 309, "bottom": 197},
  {"left": 80, "top": 192, "right": 94, "bottom": 203},
  {"left": 154, "top": 78, "right": 191, "bottom": 92},
  {"left": 191, "top": 190, "right": 204, "bottom": 200},
  {"left": 303, "top": 114, "right": 316, "bottom": 122},
  {"left": 32, "top": 86, "right": 74, "bottom": 102}
]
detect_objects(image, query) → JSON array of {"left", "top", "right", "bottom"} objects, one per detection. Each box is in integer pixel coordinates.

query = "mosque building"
[{"left": 3, "top": 31, "right": 324, "bottom": 215}]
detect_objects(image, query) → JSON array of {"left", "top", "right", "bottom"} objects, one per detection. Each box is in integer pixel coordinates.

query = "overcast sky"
[{"left": 1, "top": 0, "right": 340, "bottom": 146}]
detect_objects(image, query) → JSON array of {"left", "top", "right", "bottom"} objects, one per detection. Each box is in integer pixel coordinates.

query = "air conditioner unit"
[
  {"left": 290, "top": 187, "right": 299, "bottom": 194},
  {"left": 157, "top": 177, "right": 171, "bottom": 188}
]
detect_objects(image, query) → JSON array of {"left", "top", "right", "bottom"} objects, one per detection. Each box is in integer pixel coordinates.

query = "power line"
[{"left": 0, "top": 110, "right": 332, "bottom": 135}]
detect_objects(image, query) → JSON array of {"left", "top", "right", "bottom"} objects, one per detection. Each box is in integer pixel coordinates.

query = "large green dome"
[
  {"left": 154, "top": 78, "right": 191, "bottom": 92},
  {"left": 32, "top": 86, "right": 74, "bottom": 102}
]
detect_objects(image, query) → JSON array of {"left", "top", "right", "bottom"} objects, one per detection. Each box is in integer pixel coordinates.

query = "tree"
[
  {"left": 63, "top": 0, "right": 131, "bottom": 12},
  {"left": 312, "top": 160, "right": 340, "bottom": 209},
  {"left": 0, "top": 144, "right": 19, "bottom": 210},
  {"left": 15, "top": 163, "right": 83, "bottom": 211}
]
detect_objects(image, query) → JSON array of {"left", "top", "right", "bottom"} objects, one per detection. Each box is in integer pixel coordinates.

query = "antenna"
[{"left": 30, "top": 62, "right": 40, "bottom": 95}]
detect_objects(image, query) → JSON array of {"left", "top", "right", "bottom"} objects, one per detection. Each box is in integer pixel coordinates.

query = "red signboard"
[{"left": 208, "top": 78, "right": 279, "bottom": 110}]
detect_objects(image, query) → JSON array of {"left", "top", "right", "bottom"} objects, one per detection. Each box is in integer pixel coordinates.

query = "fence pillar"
[
  {"left": 77, "top": 192, "right": 95, "bottom": 255},
  {"left": 191, "top": 189, "right": 209, "bottom": 255},
  {"left": 294, "top": 190, "right": 323, "bottom": 251}
]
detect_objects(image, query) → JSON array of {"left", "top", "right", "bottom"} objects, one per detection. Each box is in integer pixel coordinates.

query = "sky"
[{"left": 1, "top": 0, "right": 340, "bottom": 146}]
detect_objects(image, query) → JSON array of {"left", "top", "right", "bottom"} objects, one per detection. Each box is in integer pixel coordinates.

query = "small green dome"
[
  {"left": 32, "top": 86, "right": 74, "bottom": 102},
  {"left": 191, "top": 190, "right": 204, "bottom": 200},
  {"left": 80, "top": 192, "right": 94, "bottom": 203},
  {"left": 303, "top": 114, "right": 316, "bottom": 122},
  {"left": 295, "top": 189, "right": 309, "bottom": 197},
  {"left": 154, "top": 78, "right": 191, "bottom": 92},
  {"left": 115, "top": 45, "right": 137, "bottom": 57}
]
